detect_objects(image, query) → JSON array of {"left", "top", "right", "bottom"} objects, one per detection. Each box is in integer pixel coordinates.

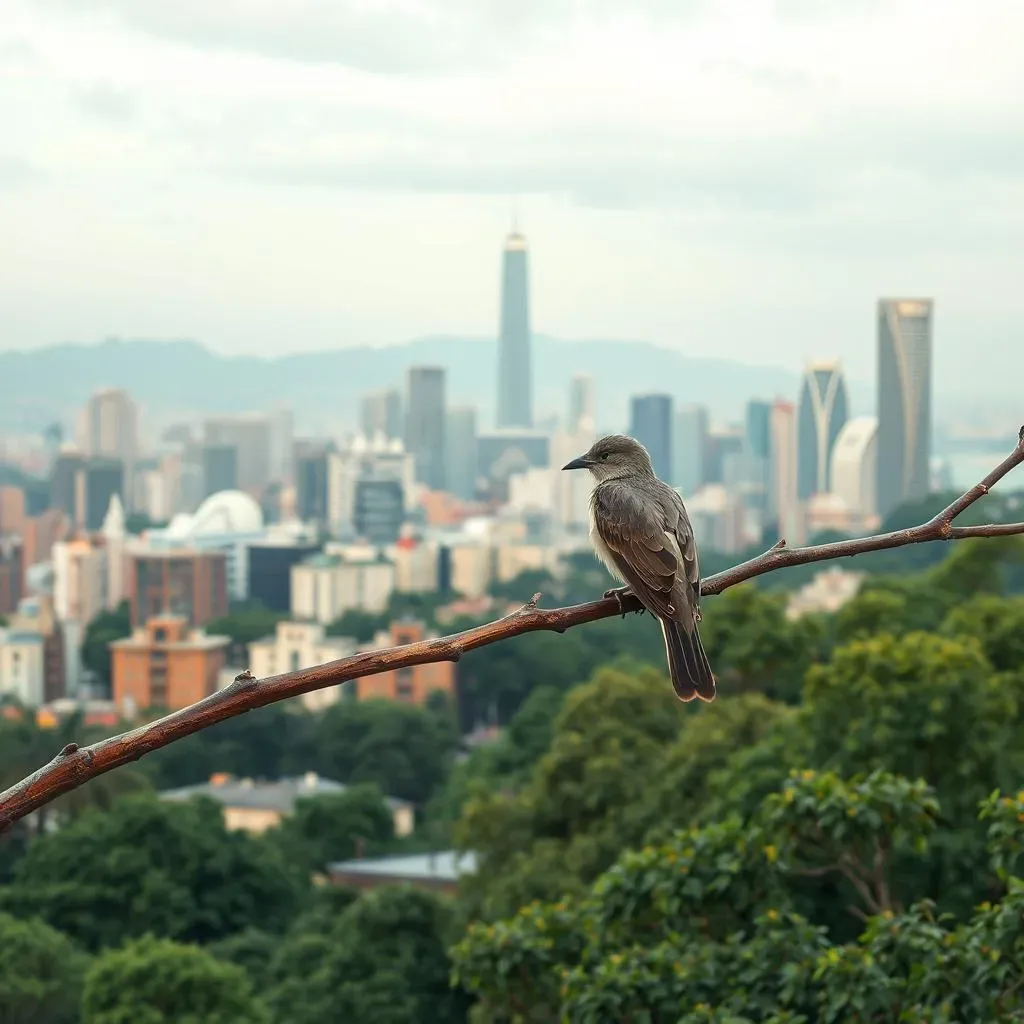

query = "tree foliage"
[
  {"left": 0, "top": 911, "right": 89, "bottom": 1024},
  {"left": 81, "top": 935, "right": 269, "bottom": 1024},
  {"left": 2, "top": 795, "right": 307, "bottom": 951},
  {"left": 80, "top": 601, "right": 131, "bottom": 687}
]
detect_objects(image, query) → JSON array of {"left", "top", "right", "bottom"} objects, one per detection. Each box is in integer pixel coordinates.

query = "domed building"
[{"left": 145, "top": 490, "right": 268, "bottom": 601}]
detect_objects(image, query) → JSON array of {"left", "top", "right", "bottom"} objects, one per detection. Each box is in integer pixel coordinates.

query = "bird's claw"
[{"left": 604, "top": 586, "right": 643, "bottom": 619}]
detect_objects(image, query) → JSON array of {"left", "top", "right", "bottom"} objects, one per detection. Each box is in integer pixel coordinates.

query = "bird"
[{"left": 562, "top": 433, "right": 716, "bottom": 702}]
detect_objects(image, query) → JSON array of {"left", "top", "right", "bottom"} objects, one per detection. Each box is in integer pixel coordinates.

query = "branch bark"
[{"left": 2, "top": 428, "right": 1023, "bottom": 833}]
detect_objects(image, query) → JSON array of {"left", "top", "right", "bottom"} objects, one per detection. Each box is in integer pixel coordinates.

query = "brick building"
[
  {"left": 356, "top": 619, "right": 455, "bottom": 704},
  {"left": 129, "top": 550, "right": 228, "bottom": 628},
  {"left": 111, "top": 615, "right": 229, "bottom": 713}
]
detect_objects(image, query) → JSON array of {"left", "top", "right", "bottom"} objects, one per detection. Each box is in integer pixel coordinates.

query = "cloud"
[{"left": 38, "top": 0, "right": 598, "bottom": 74}]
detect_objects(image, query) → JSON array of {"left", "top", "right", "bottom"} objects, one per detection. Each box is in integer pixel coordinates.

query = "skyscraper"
[
  {"left": 203, "top": 415, "right": 273, "bottom": 494},
  {"left": 769, "top": 399, "right": 801, "bottom": 543},
  {"left": 87, "top": 388, "right": 138, "bottom": 510},
  {"left": 744, "top": 399, "right": 772, "bottom": 511},
  {"left": 673, "top": 404, "right": 710, "bottom": 495},
  {"left": 797, "top": 361, "right": 849, "bottom": 499},
  {"left": 405, "top": 366, "right": 446, "bottom": 491},
  {"left": 568, "top": 375, "right": 595, "bottom": 432},
  {"left": 360, "top": 389, "right": 404, "bottom": 442},
  {"left": 830, "top": 416, "right": 879, "bottom": 519},
  {"left": 877, "top": 299, "right": 933, "bottom": 519},
  {"left": 496, "top": 228, "right": 532, "bottom": 429},
  {"left": 445, "top": 407, "right": 478, "bottom": 501},
  {"left": 629, "top": 394, "right": 673, "bottom": 481}
]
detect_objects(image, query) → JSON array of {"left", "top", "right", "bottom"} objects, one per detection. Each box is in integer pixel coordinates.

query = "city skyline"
[{"left": 3, "top": 2, "right": 1024, "bottom": 398}]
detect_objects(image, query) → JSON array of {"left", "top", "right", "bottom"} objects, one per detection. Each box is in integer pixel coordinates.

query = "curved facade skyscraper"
[
  {"left": 797, "top": 361, "right": 849, "bottom": 499},
  {"left": 497, "top": 230, "right": 532, "bottom": 429},
  {"left": 876, "top": 299, "right": 933, "bottom": 519}
]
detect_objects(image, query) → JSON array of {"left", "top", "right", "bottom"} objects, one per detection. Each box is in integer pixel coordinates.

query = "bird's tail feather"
[{"left": 661, "top": 618, "right": 716, "bottom": 703}]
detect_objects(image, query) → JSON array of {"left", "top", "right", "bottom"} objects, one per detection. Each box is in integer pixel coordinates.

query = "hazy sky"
[{"left": 2, "top": 0, "right": 1023, "bottom": 393}]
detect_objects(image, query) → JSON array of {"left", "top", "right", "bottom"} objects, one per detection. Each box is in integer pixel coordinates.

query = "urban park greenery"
[{"left": 3, "top": 537, "right": 1024, "bottom": 1019}]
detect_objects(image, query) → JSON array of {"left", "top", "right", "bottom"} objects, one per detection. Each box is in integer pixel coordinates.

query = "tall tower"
[
  {"left": 568, "top": 374, "right": 594, "bottom": 433},
  {"left": 497, "top": 227, "right": 533, "bottom": 429},
  {"left": 629, "top": 393, "right": 673, "bottom": 482},
  {"left": 405, "top": 366, "right": 446, "bottom": 491},
  {"left": 876, "top": 299, "right": 933, "bottom": 519},
  {"left": 797, "top": 360, "right": 849, "bottom": 499}
]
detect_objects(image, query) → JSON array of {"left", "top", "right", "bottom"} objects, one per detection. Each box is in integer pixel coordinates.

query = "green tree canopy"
[
  {"left": 312, "top": 698, "right": 458, "bottom": 805},
  {"left": 80, "top": 601, "right": 131, "bottom": 688},
  {"left": 0, "top": 911, "right": 90, "bottom": 1024},
  {"left": 81, "top": 935, "right": 269, "bottom": 1024},
  {"left": 2, "top": 794, "right": 307, "bottom": 951},
  {"left": 268, "top": 783, "right": 397, "bottom": 873},
  {"left": 264, "top": 886, "right": 471, "bottom": 1024}
]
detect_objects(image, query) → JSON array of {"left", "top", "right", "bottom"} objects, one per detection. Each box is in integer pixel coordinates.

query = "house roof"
[
  {"left": 328, "top": 850, "right": 478, "bottom": 882},
  {"left": 159, "top": 773, "right": 412, "bottom": 813}
]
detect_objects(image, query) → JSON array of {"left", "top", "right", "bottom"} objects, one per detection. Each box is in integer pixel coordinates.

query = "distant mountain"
[{"left": 0, "top": 336, "right": 872, "bottom": 437}]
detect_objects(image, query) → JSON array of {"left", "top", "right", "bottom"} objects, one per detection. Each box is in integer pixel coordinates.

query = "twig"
[{"left": 1, "top": 429, "right": 1023, "bottom": 833}]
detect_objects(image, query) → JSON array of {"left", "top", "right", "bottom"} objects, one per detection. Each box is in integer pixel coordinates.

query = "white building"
[
  {"left": 448, "top": 543, "right": 493, "bottom": 598},
  {"left": 393, "top": 537, "right": 440, "bottom": 592},
  {"left": 290, "top": 553, "right": 394, "bottom": 624},
  {"left": 52, "top": 537, "right": 106, "bottom": 625},
  {"left": 0, "top": 630, "right": 45, "bottom": 706},
  {"left": 248, "top": 620, "right": 358, "bottom": 711},
  {"left": 830, "top": 416, "right": 880, "bottom": 520},
  {"left": 787, "top": 567, "right": 865, "bottom": 619},
  {"left": 102, "top": 493, "right": 127, "bottom": 611},
  {"left": 327, "top": 435, "right": 416, "bottom": 537},
  {"left": 141, "top": 490, "right": 314, "bottom": 602},
  {"left": 686, "top": 484, "right": 749, "bottom": 554}
]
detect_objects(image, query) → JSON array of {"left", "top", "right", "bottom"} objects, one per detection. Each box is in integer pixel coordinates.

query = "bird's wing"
[
  {"left": 592, "top": 481, "right": 690, "bottom": 622},
  {"left": 663, "top": 485, "right": 702, "bottom": 617}
]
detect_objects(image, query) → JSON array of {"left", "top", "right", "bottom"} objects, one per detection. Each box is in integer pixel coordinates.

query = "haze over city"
[{"left": 3, "top": 0, "right": 1024, "bottom": 404}]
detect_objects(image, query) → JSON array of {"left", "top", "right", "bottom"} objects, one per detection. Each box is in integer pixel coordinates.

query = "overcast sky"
[{"left": 2, "top": 0, "right": 1023, "bottom": 395}]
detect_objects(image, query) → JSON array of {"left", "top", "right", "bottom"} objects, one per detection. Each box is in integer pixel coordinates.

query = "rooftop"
[
  {"left": 110, "top": 630, "right": 230, "bottom": 651},
  {"left": 328, "top": 850, "right": 478, "bottom": 882},
  {"left": 160, "top": 772, "right": 412, "bottom": 813}
]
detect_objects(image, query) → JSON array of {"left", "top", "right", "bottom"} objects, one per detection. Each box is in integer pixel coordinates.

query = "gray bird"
[{"left": 562, "top": 434, "right": 716, "bottom": 702}]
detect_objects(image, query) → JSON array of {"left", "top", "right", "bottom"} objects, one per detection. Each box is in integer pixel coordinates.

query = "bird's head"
[{"left": 561, "top": 434, "right": 654, "bottom": 482}]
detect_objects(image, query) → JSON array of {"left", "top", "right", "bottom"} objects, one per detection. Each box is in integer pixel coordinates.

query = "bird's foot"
[{"left": 604, "top": 586, "right": 643, "bottom": 619}]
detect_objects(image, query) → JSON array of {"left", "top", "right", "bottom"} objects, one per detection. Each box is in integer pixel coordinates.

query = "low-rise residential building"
[
  {"left": 786, "top": 566, "right": 865, "bottom": 619},
  {"left": 290, "top": 552, "right": 394, "bottom": 624},
  {"left": 248, "top": 620, "right": 358, "bottom": 712},
  {"left": 111, "top": 614, "right": 230, "bottom": 713},
  {"left": 356, "top": 619, "right": 455, "bottom": 704},
  {"left": 7, "top": 595, "right": 65, "bottom": 703},
  {"left": 160, "top": 771, "right": 414, "bottom": 838}
]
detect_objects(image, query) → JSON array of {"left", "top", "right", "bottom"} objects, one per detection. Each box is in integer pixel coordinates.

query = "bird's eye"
[{"left": 600, "top": 452, "right": 609, "bottom": 460}]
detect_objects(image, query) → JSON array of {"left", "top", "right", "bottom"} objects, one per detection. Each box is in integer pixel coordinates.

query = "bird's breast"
[{"left": 589, "top": 503, "right": 623, "bottom": 581}]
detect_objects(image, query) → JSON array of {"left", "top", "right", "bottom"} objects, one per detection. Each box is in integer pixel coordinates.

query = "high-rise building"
[
  {"left": 360, "top": 389, "right": 404, "bottom": 442},
  {"left": 445, "top": 407, "right": 478, "bottom": 501},
  {"left": 496, "top": 228, "right": 533, "bottom": 429},
  {"left": 877, "top": 299, "right": 933, "bottom": 519},
  {"left": 130, "top": 551, "right": 228, "bottom": 628},
  {"left": 830, "top": 416, "right": 879, "bottom": 519},
  {"left": 85, "top": 457, "right": 125, "bottom": 533},
  {"left": 744, "top": 400, "right": 773, "bottom": 512},
  {"left": 672, "top": 404, "right": 710, "bottom": 495},
  {"left": 568, "top": 375, "right": 595, "bottom": 432},
  {"left": 87, "top": 389, "right": 138, "bottom": 507},
  {"left": 405, "top": 367, "right": 446, "bottom": 491},
  {"left": 203, "top": 415, "right": 273, "bottom": 494},
  {"left": 295, "top": 444, "right": 331, "bottom": 525},
  {"left": 629, "top": 394, "right": 673, "bottom": 481},
  {"left": 769, "top": 399, "right": 801, "bottom": 543},
  {"left": 202, "top": 444, "right": 239, "bottom": 498},
  {"left": 797, "top": 361, "right": 849, "bottom": 499},
  {"left": 49, "top": 449, "right": 86, "bottom": 522}
]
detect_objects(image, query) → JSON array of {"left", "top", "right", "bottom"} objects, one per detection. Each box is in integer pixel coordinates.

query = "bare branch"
[{"left": 1, "top": 430, "right": 1023, "bottom": 833}]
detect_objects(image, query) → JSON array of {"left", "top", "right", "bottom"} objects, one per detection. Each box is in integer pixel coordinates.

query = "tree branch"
[{"left": 1, "top": 429, "right": 1023, "bottom": 833}]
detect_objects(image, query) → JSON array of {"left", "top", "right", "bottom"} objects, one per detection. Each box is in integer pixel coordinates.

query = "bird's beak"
[{"left": 561, "top": 455, "right": 589, "bottom": 471}]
